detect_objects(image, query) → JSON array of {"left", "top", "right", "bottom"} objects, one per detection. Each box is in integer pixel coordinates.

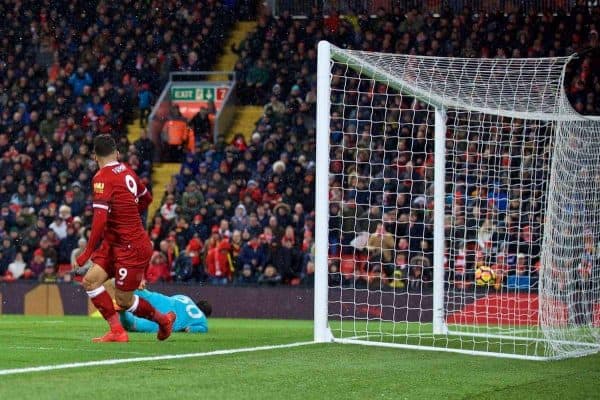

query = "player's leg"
[
  {"left": 120, "top": 309, "right": 161, "bottom": 333},
  {"left": 113, "top": 267, "right": 176, "bottom": 341},
  {"left": 82, "top": 263, "right": 128, "bottom": 342}
]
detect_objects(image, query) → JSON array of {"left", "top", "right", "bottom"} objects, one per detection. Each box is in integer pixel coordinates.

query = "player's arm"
[
  {"left": 185, "top": 321, "right": 208, "bottom": 333},
  {"left": 75, "top": 176, "right": 110, "bottom": 267},
  {"left": 136, "top": 175, "right": 153, "bottom": 212}
]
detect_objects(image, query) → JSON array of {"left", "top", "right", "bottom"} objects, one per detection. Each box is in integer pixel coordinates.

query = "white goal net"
[{"left": 314, "top": 41, "right": 600, "bottom": 360}]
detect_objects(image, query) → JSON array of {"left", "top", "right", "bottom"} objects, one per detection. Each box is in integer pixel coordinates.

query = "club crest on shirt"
[
  {"left": 112, "top": 164, "right": 126, "bottom": 174},
  {"left": 94, "top": 182, "right": 105, "bottom": 194}
]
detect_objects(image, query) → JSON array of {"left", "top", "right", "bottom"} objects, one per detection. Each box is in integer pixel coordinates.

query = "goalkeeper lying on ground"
[
  {"left": 81, "top": 271, "right": 211, "bottom": 333},
  {"left": 120, "top": 287, "right": 211, "bottom": 333}
]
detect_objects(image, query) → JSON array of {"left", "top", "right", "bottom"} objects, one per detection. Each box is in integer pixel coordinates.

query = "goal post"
[
  {"left": 314, "top": 40, "right": 333, "bottom": 343},
  {"left": 433, "top": 106, "right": 448, "bottom": 336},
  {"left": 314, "top": 40, "right": 600, "bottom": 360}
]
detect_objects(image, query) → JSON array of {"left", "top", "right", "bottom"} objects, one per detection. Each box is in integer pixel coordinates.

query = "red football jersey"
[{"left": 92, "top": 161, "right": 150, "bottom": 246}]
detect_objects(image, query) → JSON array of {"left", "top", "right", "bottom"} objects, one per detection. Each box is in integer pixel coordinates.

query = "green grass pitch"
[{"left": 0, "top": 315, "right": 599, "bottom": 400}]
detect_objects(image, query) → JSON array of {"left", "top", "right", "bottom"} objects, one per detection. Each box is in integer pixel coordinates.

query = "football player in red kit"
[{"left": 75, "top": 134, "right": 175, "bottom": 342}]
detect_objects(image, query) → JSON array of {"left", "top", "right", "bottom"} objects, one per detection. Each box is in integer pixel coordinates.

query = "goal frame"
[
  {"left": 313, "top": 40, "right": 600, "bottom": 360},
  {"left": 313, "top": 39, "right": 466, "bottom": 353}
]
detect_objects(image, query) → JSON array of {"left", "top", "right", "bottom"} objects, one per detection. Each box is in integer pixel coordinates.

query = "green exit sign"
[
  {"left": 170, "top": 86, "right": 219, "bottom": 101},
  {"left": 200, "top": 87, "right": 214, "bottom": 101},
  {"left": 171, "top": 88, "right": 196, "bottom": 100}
]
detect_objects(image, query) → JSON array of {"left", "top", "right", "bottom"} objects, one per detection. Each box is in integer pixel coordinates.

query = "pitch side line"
[{"left": 0, "top": 341, "right": 315, "bottom": 376}]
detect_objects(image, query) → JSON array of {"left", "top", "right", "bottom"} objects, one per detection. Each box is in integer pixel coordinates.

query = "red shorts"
[{"left": 91, "top": 240, "right": 153, "bottom": 291}]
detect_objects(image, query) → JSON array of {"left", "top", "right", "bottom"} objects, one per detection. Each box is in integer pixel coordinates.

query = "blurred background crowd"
[{"left": 1, "top": 0, "right": 599, "bottom": 290}]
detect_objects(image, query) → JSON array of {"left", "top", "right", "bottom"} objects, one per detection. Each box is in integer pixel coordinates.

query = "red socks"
[
  {"left": 130, "top": 296, "right": 166, "bottom": 324},
  {"left": 88, "top": 287, "right": 165, "bottom": 331},
  {"left": 87, "top": 286, "right": 124, "bottom": 333}
]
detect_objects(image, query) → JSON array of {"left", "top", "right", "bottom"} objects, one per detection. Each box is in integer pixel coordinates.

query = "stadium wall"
[
  {"left": 0, "top": 282, "right": 436, "bottom": 321},
  {"left": 0, "top": 283, "right": 314, "bottom": 319}
]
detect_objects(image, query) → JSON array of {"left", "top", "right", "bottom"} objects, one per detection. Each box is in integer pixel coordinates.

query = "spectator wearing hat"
[
  {"left": 231, "top": 204, "right": 249, "bottom": 232},
  {"left": 262, "top": 182, "right": 282, "bottom": 208},
  {"left": 27, "top": 248, "right": 46, "bottom": 279},
  {"left": 239, "top": 179, "right": 262, "bottom": 204},
  {"left": 185, "top": 236, "right": 204, "bottom": 269},
  {"left": 146, "top": 250, "right": 171, "bottom": 284},
  {"left": 237, "top": 263, "right": 258, "bottom": 285},
  {"left": 190, "top": 214, "right": 210, "bottom": 241},
  {"left": 181, "top": 191, "right": 203, "bottom": 222},
  {"left": 206, "top": 238, "right": 232, "bottom": 285},
  {"left": 64, "top": 189, "right": 83, "bottom": 217}
]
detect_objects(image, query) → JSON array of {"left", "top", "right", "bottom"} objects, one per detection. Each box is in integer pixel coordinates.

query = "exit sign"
[
  {"left": 171, "top": 88, "right": 196, "bottom": 100},
  {"left": 171, "top": 86, "right": 229, "bottom": 103}
]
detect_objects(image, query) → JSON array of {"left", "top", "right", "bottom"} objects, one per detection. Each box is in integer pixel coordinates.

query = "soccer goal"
[{"left": 314, "top": 41, "right": 600, "bottom": 360}]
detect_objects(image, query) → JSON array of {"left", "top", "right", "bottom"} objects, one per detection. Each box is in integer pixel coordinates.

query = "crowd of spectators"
[
  {"left": 235, "top": 3, "right": 600, "bottom": 114},
  {"left": 159, "top": 2, "right": 598, "bottom": 289},
  {"left": 3, "top": 2, "right": 600, "bottom": 290},
  {"left": 146, "top": 118, "right": 317, "bottom": 286},
  {"left": 0, "top": 0, "right": 236, "bottom": 282}
]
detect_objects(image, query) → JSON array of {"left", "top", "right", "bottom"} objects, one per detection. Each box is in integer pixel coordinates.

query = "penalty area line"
[{"left": 0, "top": 341, "right": 315, "bottom": 376}]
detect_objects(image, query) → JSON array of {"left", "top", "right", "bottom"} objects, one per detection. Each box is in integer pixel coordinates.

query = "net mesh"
[{"left": 323, "top": 44, "right": 600, "bottom": 359}]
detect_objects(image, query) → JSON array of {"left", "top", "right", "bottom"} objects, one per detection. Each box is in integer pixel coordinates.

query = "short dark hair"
[
  {"left": 196, "top": 299, "right": 212, "bottom": 317},
  {"left": 93, "top": 134, "right": 117, "bottom": 157}
]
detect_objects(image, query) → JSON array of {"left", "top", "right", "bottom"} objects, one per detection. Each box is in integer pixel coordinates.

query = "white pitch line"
[{"left": 0, "top": 341, "right": 315, "bottom": 376}]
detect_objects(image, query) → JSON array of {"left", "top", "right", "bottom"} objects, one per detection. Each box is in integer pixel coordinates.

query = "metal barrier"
[
  {"left": 147, "top": 71, "right": 236, "bottom": 160},
  {"left": 267, "top": 0, "right": 578, "bottom": 16},
  {"left": 217, "top": 81, "right": 237, "bottom": 144}
]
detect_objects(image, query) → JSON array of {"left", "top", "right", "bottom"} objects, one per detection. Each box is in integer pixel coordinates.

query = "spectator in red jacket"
[
  {"left": 239, "top": 180, "right": 262, "bottom": 203},
  {"left": 206, "top": 238, "right": 232, "bottom": 285},
  {"left": 185, "top": 237, "right": 203, "bottom": 268},
  {"left": 145, "top": 251, "right": 171, "bottom": 284},
  {"left": 262, "top": 182, "right": 282, "bottom": 208}
]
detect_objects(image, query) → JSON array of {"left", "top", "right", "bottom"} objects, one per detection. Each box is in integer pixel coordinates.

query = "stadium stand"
[
  {"left": 2, "top": 1, "right": 600, "bottom": 289},
  {"left": 152, "top": 3, "right": 600, "bottom": 287},
  {"left": 0, "top": 0, "right": 235, "bottom": 281}
]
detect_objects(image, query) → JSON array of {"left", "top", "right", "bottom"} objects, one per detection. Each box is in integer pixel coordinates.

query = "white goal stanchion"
[{"left": 314, "top": 40, "right": 600, "bottom": 360}]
